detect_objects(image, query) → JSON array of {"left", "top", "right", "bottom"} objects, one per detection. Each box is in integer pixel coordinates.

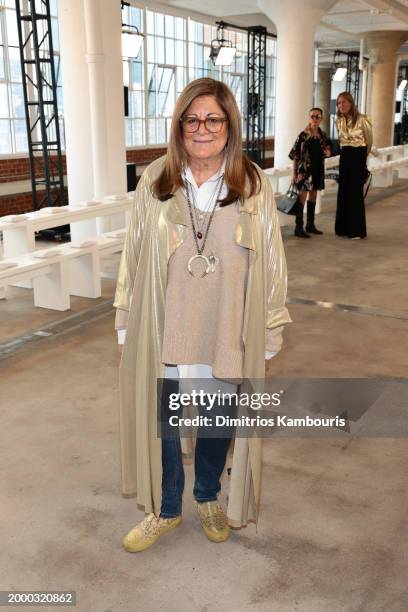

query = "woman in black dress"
[
  {"left": 335, "top": 92, "right": 372, "bottom": 239},
  {"left": 289, "top": 108, "right": 332, "bottom": 238}
]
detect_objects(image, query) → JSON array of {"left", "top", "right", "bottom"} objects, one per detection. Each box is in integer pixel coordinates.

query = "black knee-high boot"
[
  {"left": 306, "top": 200, "right": 323, "bottom": 234},
  {"left": 294, "top": 202, "right": 310, "bottom": 238}
]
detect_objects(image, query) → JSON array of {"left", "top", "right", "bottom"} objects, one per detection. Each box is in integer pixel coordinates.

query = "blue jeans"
[{"left": 159, "top": 379, "right": 233, "bottom": 519}]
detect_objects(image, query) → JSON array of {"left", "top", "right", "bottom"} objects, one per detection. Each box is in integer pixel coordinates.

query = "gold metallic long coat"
[{"left": 113, "top": 156, "right": 291, "bottom": 528}]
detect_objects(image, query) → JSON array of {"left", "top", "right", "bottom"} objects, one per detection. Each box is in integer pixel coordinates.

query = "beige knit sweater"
[{"left": 161, "top": 201, "right": 248, "bottom": 379}]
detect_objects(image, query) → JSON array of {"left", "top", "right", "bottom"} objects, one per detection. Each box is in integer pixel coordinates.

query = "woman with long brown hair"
[
  {"left": 113, "top": 78, "right": 291, "bottom": 552},
  {"left": 335, "top": 92, "right": 373, "bottom": 239}
]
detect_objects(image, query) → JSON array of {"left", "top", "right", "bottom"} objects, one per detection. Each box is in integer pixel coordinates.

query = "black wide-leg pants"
[{"left": 335, "top": 146, "right": 367, "bottom": 239}]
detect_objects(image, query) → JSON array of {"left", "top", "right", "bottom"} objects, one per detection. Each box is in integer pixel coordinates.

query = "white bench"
[
  {"left": 0, "top": 230, "right": 125, "bottom": 311},
  {"left": 0, "top": 195, "right": 133, "bottom": 260},
  {"left": 387, "top": 157, "right": 408, "bottom": 179}
]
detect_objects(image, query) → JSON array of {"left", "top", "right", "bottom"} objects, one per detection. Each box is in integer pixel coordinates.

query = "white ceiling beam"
[
  {"left": 363, "top": 0, "right": 408, "bottom": 24},
  {"left": 319, "top": 19, "right": 361, "bottom": 39}
]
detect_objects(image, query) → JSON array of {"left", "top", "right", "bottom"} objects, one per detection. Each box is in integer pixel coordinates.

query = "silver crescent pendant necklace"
[{"left": 185, "top": 175, "right": 224, "bottom": 278}]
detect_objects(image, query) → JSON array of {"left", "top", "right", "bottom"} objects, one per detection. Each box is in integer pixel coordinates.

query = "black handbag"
[
  {"left": 325, "top": 167, "right": 372, "bottom": 198},
  {"left": 277, "top": 183, "right": 301, "bottom": 215}
]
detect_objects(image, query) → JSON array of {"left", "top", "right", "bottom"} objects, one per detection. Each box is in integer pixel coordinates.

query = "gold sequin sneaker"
[
  {"left": 194, "top": 500, "right": 231, "bottom": 543},
  {"left": 122, "top": 513, "right": 182, "bottom": 552}
]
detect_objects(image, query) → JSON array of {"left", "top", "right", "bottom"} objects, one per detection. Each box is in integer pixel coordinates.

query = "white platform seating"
[
  {"left": 0, "top": 195, "right": 133, "bottom": 260},
  {"left": 0, "top": 230, "right": 125, "bottom": 311}
]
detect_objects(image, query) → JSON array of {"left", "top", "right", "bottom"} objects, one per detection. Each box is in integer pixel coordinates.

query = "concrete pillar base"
[{"left": 365, "top": 31, "right": 408, "bottom": 148}]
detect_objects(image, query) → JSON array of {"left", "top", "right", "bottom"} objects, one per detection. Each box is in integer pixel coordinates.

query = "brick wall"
[
  {"left": 126, "top": 147, "right": 167, "bottom": 165},
  {"left": 0, "top": 193, "right": 35, "bottom": 215},
  {"left": 0, "top": 140, "right": 274, "bottom": 217},
  {"left": 0, "top": 190, "right": 69, "bottom": 217},
  {"left": 0, "top": 156, "right": 68, "bottom": 184}
]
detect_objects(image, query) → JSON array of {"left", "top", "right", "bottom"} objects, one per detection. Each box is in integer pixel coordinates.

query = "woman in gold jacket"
[
  {"left": 335, "top": 91, "right": 373, "bottom": 239},
  {"left": 113, "top": 78, "right": 291, "bottom": 552}
]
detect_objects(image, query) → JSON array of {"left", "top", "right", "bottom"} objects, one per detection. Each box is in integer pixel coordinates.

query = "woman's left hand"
[{"left": 324, "top": 147, "right": 331, "bottom": 157}]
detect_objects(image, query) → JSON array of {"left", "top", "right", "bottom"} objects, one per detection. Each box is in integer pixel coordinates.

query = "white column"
[
  {"left": 315, "top": 66, "right": 332, "bottom": 134},
  {"left": 83, "top": 0, "right": 109, "bottom": 200},
  {"left": 59, "top": 0, "right": 94, "bottom": 206},
  {"left": 100, "top": 3, "right": 128, "bottom": 203},
  {"left": 360, "top": 66, "right": 368, "bottom": 114},
  {"left": 59, "top": 0, "right": 127, "bottom": 239},
  {"left": 258, "top": 0, "right": 338, "bottom": 167}
]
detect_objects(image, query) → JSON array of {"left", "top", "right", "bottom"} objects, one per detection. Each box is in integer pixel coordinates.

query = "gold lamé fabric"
[
  {"left": 113, "top": 156, "right": 291, "bottom": 528},
  {"left": 336, "top": 113, "right": 373, "bottom": 153}
]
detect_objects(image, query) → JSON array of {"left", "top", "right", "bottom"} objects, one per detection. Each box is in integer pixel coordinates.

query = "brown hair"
[
  {"left": 152, "top": 78, "right": 260, "bottom": 205},
  {"left": 336, "top": 91, "right": 359, "bottom": 127}
]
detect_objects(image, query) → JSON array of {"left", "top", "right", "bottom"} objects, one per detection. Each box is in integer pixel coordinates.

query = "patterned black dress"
[{"left": 289, "top": 128, "right": 332, "bottom": 192}]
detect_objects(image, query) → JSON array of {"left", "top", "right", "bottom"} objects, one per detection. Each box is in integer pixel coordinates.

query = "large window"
[
  {"left": 122, "top": 4, "right": 144, "bottom": 146},
  {"left": 0, "top": 1, "right": 276, "bottom": 154},
  {"left": 0, "top": 0, "right": 62, "bottom": 154},
  {"left": 187, "top": 22, "right": 247, "bottom": 136},
  {"left": 146, "top": 10, "right": 187, "bottom": 144},
  {"left": 0, "top": 0, "right": 25, "bottom": 154},
  {"left": 217, "top": 29, "right": 247, "bottom": 135},
  {"left": 265, "top": 37, "right": 277, "bottom": 137},
  {"left": 188, "top": 20, "right": 220, "bottom": 82},
  {"left": 125, "top": 3, "right": 277, "bottom": 147}
]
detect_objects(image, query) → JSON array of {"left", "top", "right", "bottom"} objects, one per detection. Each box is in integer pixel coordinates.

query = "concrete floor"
[{"left": 1, "top": 183, "right": 408, "bottom": 611}]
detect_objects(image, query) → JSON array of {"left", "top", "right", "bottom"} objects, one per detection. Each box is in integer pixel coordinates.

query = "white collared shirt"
[{"left": 181, "top": 160, "right": 227, "bottom": 211}]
